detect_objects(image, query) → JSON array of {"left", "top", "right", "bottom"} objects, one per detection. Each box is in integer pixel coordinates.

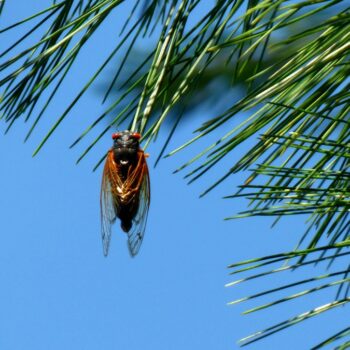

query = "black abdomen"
[{"left": 117, "top": 196, "right": 140, "bottom": 233}]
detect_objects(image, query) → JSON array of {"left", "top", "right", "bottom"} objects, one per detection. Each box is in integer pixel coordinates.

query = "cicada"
[{"left": 100, "top": 130, "right": 150, "bottom": 257}]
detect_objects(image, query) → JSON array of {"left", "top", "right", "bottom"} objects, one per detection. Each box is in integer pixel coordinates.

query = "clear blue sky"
[{"left": 0, "top": 1, "right": 347, "bottom": 350}]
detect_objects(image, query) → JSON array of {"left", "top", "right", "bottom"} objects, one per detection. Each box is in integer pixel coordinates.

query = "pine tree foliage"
[{"left": 0, "top": 0, "right": 349, "bottom": 347}]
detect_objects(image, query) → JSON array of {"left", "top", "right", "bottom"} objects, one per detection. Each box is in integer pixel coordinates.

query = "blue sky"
[{"left": 0, "top": 1, "right": 348, "bottom": 350}]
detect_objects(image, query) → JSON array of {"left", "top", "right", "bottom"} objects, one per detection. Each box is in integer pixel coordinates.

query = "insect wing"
[
  {"left": 100, "top": 151, "right": 119, "bottom": 256},
  {"left": 127, "top": 154, "right": 150, "bottom": 257}
]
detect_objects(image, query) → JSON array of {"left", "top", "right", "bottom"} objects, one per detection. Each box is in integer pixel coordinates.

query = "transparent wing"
[
  {"left": 127, "top": 156, "right": 150, "bottom": 257},
  {"left": 100, "top": 151, "right": 118, "bottom": 256}
]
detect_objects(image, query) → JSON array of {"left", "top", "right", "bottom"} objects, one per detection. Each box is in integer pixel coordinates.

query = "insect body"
[{"left": 101, "top": 130, "right": 150, "bottom": 257}]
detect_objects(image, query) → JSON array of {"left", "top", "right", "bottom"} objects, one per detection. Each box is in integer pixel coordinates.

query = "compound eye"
[
  {"left": 112, "top": 132, "right": 120, "bottom": 140},
  {"left": 132, "top": 132, "right": 141, "bottom": 140}
]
